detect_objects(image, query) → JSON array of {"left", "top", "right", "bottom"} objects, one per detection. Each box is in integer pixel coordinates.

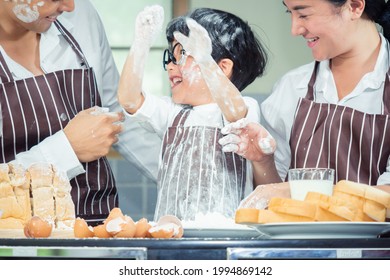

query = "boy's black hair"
[{"left": 166, "top": 8, "right": 268, "bottom": 91}]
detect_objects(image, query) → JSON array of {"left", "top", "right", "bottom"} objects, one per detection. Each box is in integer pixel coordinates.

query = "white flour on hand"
[{"left": 131, "top": 5, "right": 164, "bottom": 76}]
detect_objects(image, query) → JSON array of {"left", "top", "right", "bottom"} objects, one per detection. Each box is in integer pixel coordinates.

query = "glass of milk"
[{"left": 288, "top": 168, "right": 335, "bottom": 200}]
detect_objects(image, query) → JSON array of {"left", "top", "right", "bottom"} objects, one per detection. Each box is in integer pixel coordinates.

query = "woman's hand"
[
  {"left": 219, "top": 118, "right": 276, "bottom": 161},
  {"left": 63, "top": 107, "right": 124, "bottom": 163}
]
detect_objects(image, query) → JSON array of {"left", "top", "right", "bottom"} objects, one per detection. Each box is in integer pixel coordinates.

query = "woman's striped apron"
[
  {"left": 154, "top": 107, "right": 247, "bottom": 221},
  {"left": 289, "top": 61, "right": 390, "bottom": 185},
  {"left": 0, "top": 21, "right": 117, "bottom": 225}
]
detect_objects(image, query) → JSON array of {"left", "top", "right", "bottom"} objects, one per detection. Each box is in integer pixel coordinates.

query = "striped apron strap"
[
  {"left": 383, "top": 68, "right": 390, "bottom": 115},
  {"left": 54, "top": 20, "right": 90, "bottom": 68},
  {"left": 0, "top": 50, "right": 14, "bottom": 83},
  {"left": 306, "top": 61, "right": 319, "bottom": 101}
]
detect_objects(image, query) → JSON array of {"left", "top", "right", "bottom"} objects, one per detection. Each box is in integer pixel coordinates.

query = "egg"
[
  {"left": 134, "top": 218, "right": 152, "bottom": 238},
  {"left": 156, "top": 215, "right": 184, "bottom": 238},
  {"left": 93, "top": 224, "right": 112, "bottom": 238},
  {"left": 106, "top": 215, "right": 136, "bottom": 238},
  {"left": 104, "top": 207, "right": 124, "bottom": 224},
  {"left": 24, "top": 216, "right": 53, "bottom": 238},
  {"left": 74, "top": 217, "right": 94, "bottom": 238},
  {"left": 149, "top": 225, "right": 175, "bottom": 238}
]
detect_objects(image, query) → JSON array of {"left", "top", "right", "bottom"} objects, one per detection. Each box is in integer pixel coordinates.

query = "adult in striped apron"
[
  {"left": 0, "top": 21, "right": 117, "bottom": 225},
  {"left": 154, "top": 107, "right": 246, "bottom": 221},
  {"left": 289, "top": 61, "right": 390, "bottom": 185}
]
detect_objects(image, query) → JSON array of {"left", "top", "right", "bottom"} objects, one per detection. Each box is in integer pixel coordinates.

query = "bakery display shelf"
[{"left": 0, "top": 238, "right": 389, "bottom": 260}]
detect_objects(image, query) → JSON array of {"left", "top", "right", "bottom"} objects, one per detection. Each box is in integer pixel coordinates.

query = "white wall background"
[
  {"left": 91, "top": 0, "right": 313, "bottom": 96},
  {"left": 189, "top": 0, "right": 312, "bottom": 95}
]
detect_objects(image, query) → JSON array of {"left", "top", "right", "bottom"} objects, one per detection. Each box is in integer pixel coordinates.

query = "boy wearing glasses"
[{"left": 118, "top": 6, "right": 268, "bottom": 222}]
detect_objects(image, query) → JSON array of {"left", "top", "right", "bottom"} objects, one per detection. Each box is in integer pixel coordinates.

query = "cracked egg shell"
[
  {"left": 74, "top": 217, "right": 94, "bottom": 238},
  {"left": 156, "top": 215, "right": 184, "bottom": 238},
  {"left": 106, "top": 216, "right": 136, "bottom": 238},
  {"left": 104, "top": 207, "right": 124, "bottom": 224},
  {"left": 149, "top": 225, "right": 175, "bottom": 238},
  {"left": 93, "top": 224, "right": 112, "bottom": 238},
  {"left": 134, "top": 218, "right": 152, "bottom": 238}
]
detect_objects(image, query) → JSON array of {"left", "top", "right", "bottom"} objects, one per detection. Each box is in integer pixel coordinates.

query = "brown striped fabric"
[
  {"left": 0, "top": 20, "right": 117, "bottom": 225},
  {"left": 154, "top": 107, "right": 247, "bottom": 221},
  {"left": 289, "top": 62, "right": 390, "bottom": 185}
]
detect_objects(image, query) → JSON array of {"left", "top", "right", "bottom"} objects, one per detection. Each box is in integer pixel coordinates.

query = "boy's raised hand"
[
  {"left": 118, "top": 5, "right": 164, "bottom": 114},
  {"left": 133, "top": 5, "right": 164, "bottom": 49},
  {"left": 173, "top": 18, "right": 213, "bottom": 64}
]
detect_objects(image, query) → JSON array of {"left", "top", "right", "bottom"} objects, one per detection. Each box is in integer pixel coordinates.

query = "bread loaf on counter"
[{"left": 0, "top": 163, "right": 75, "bottom": 229}]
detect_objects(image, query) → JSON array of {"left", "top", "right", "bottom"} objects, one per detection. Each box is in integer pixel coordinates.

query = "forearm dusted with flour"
[
  {"left": 117, "top": 51, "right": 144, "bottom": 114},
  {"left": 174, "top": 19, "right": 247, "bottom": 122},
  {"left": 197, "top": 60, "right": 247, "bottom": 122},
  {"left": 117, "top": 5, "right": 164, "bottom": 114}
]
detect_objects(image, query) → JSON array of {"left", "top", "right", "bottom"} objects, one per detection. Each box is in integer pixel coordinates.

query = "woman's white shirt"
[
  {"left": 261, "top": 33, "right": 390, "bottom": 185},
  {"left": 0, "top": 0, "right": 160, "bottom": 181}
]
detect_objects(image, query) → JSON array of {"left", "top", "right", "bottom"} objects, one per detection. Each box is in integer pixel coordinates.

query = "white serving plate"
[
  {"left": 183, "top": 224, "right": 260, "bottom": 238},
  {"left": 244, "top": 222, "right": 390, "bottom": 239}
]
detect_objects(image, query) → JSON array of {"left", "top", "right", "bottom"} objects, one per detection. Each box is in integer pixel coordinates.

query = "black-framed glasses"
[{"left": 163, "top": 42, "right": 186, "bottom": 70}]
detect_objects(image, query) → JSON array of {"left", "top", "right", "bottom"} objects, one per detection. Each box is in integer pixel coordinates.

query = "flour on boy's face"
[{"left": 169, "top": 56, "right": 212, "bottom": 106}]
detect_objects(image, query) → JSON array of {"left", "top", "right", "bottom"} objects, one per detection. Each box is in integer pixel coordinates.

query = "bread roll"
[
  {"left": 32, "top": 187, "right": 55, "bottom": 223},
  {"left": 9, "top": 163, "right": 31, "bottom": 222},
  {"left": 0, "top": 217, "right": 24, "bottom": 229},
  {"left": 0, "top": 163, "right": 10, "bottom": 185},
  {"left": 28, "top": 162, "right": 53, "bottom": 189},
  {"left": 0, "top": 184, "right": 14, "bottom": 198},
  {"left": 0, "top": 196, "right": 24, "bottom": 219},
  {"left": 53, "top": 170, "right": 75, "bottom": 229}
]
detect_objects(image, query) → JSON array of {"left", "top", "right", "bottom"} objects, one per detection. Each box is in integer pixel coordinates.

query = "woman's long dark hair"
[
  {"left": 166, "top": 8, "right": 268, "bottom": 91},
  {"left": 328, "top": 0, "right": 390, "bottom": 40}
]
